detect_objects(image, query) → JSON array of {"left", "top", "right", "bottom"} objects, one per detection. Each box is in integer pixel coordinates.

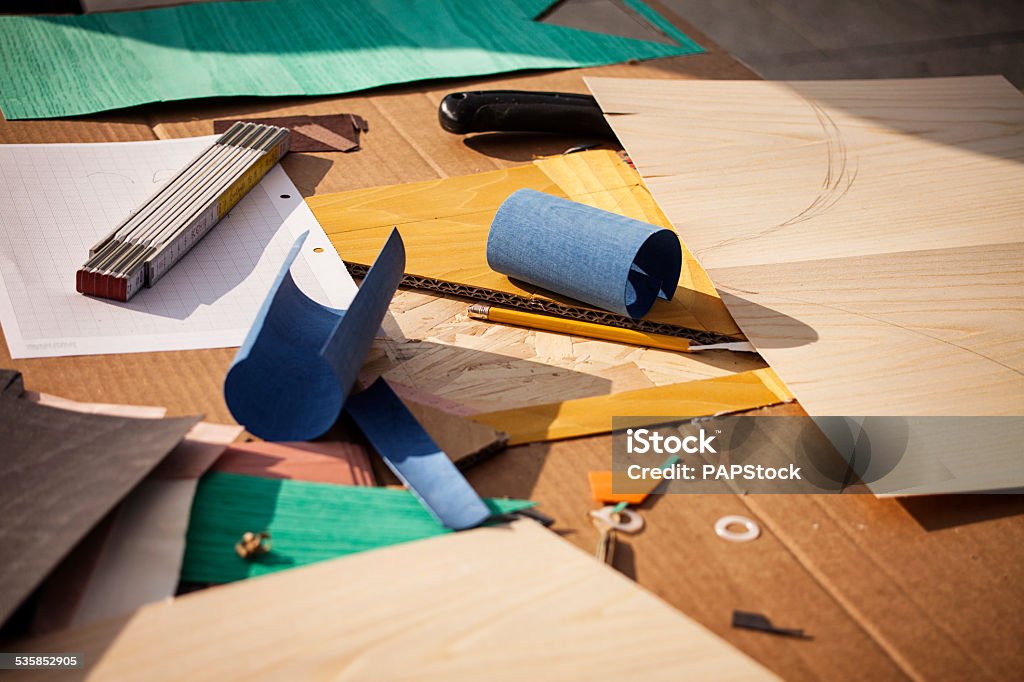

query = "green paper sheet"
[
  {"left": 181, "top": 472, "right": 534, "bottom": 583},
  {"left": 0, "top": 0, "right": 701, "bottom": 120}
]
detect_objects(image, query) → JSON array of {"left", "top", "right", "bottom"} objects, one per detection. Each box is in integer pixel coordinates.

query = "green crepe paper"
[
  {"left": 181, "top": 472, "right": 535, "bottom": 584},
  {"left": 0, "top": 0, "right": 702, "bottom": 120}
]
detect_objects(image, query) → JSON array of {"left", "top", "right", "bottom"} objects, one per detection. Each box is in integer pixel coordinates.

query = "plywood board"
[
  {"left": 309, "top": 149, "right": 741, "bottom": 339},
  {"left": 587, "top": 75, "right": 1024, "bottom": 494},
  {"left": 367, "top": 289, "right": 767, "bottom": 414},
  {"left": 11, "top": 520, "right": 777, "bottom": 681}
]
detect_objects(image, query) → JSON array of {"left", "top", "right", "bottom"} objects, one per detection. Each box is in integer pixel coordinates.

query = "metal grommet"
[{"left": 715, "top": 515, "right": 760, "bottom": 543}]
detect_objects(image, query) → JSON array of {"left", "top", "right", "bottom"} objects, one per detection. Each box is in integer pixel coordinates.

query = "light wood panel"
[
  {"left": 587, "top": 75, "right": 1024, "bottom": 494},
  {"left": 11, "top": 521, "right": 778, "bottom": 681}
]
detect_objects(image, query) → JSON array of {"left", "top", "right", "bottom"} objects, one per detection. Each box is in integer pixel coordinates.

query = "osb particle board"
[
  {"left": 586, "top": 75, "right": 1024, "bottom": 495},
  {"left": 308, "top": 150, "right": 741, "bottom": 339},
  {"left": 10, "top": 520, "right": 779, "bottom": 682},
  {"left": 367, "top": 289, "right": 766, "bottom": 414},
  {"left": 400, "top": 398, "right": 510, "bottom": 468}
]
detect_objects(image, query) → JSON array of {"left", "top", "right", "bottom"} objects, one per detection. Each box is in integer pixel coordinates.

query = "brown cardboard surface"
[
  {"left": 0, "top": 5, "right": 1020, "bottom": 680},
  {"left": 0, "top": 111, "right": 154, "bottom": 144},
  {"left": 465, "top": 406, "right": 1024, "bottom": 681}
]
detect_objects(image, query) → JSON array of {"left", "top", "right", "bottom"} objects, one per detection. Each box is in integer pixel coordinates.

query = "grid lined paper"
[{"left": 0, "top": 137, "right": 357, "bottom": 358}]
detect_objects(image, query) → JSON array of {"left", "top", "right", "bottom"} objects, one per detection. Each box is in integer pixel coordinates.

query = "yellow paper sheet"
[
  {"left": 308, "top": 150, "right": 740, "bottom": 337},
  {"left": 472, "top": 368, "right": 793, "bottom": 445}
]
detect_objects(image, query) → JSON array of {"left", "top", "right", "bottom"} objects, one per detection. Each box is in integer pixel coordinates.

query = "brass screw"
[{"left": 235, "top": 531, "right": 272, "bottom": 559}]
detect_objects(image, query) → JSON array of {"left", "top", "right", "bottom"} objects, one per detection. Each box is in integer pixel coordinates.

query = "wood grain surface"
[
  {"left": 10, "top": 520, "right": 778, "bottom": 682},
  {"left": 588, "top": 75, "right": 1024, "bottom": 494}
]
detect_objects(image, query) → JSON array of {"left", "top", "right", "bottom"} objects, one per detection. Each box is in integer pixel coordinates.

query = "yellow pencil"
[{"left": 467, "top": 304, "right": 692, "bottom": 352}]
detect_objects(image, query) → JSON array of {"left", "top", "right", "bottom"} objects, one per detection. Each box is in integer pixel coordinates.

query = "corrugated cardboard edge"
[{"left": 346, "top": 264, "right": 738, "bottom": 345}]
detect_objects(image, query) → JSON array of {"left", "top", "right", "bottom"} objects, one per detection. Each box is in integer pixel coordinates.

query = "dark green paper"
[
  {"left": 0, "top": 0, "right": 701, "bottom": 120},
  {"left": 181, "top": 472, "right": 535, "bottom": 583}
]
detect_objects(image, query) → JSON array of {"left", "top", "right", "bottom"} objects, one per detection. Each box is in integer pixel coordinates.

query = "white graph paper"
[{"left": 0, "top": 137, "right": 358, "bottom": 358}]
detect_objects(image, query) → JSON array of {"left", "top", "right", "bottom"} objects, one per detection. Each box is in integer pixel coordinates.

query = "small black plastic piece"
[{"left": 732, "top": 611, "right": 809, "bottom": 639}]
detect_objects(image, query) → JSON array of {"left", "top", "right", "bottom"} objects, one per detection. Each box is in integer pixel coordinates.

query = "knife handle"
[{"left": 438, "top": 90, "right": 616, "bottom": 140}]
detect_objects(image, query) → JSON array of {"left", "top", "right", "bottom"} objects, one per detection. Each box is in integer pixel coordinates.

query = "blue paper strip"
[
  {"left": 346, "top": 379, "right": 492, "bottom": 531},
  {"left": 224, "top": 229, "right": 405, "bottom": 441},
  {"left": 486, "top": 189, "right": 682, "bottom": 319}
]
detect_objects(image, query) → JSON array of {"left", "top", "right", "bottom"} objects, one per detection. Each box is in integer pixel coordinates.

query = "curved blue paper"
[
  {"left": 224, "top": 229, "right": 405, "bottom": 441},
  {"left": 346, "top": 379, "right": 492, "bottom": 531},
  {"left": 486, "top": 189, "right": 682, "bottom": 319}
]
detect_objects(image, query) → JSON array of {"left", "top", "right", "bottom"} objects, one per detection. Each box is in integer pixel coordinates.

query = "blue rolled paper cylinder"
[
  {"left": 485, "top": 189, "right": 682, "bottom": 319},
  {"left": 223, "top": 229, "right": 404, "bottom": 442}
]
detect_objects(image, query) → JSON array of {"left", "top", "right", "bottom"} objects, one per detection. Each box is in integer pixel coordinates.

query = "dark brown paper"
[
  {"left": 213, "top": 114, "right": 368, "bottom": 153},
  {"left": 0, "top": 382, "right": 199, "bottom": 624}
]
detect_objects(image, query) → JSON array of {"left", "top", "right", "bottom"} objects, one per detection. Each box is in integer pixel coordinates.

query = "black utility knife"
[{"left": 438, "top": 90, "right": 616, "bottom": 140}]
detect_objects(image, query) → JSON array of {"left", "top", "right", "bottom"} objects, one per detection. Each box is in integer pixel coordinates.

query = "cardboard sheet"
[
  {"left": 473, "top": 367, "right": 794, "bottom": 444},
  {"left": 0, "top": 137, "right": 355, "bottom": 359},
  {"left": 587, "top": 75, "right": 1024, "bottom": 494},
  {"left": 180, "top": 472, "right": 532, "bottom": 584},
  {"left": 17, "top": 521, "right": 778, "bottom": 681},
  {"left": 308, "top": 149, "right": 741, "bottom": 340},
  {"left": 0, "top": 385, "right": 198, "bottom": 625},
  {"left": 0, "top": 0, "right": 701, "bottom": 120}
]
